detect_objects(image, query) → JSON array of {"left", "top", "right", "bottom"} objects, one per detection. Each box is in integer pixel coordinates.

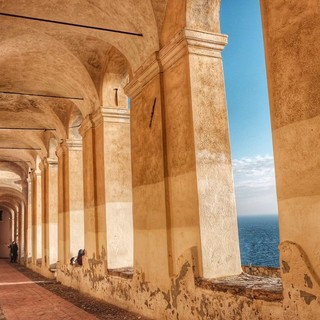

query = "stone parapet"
[{"left": 196, "top": 273, "right": 283, "bottom": 302}]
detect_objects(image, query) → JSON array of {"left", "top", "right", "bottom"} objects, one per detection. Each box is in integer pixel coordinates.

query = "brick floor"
[{"left": 0, "top": 259, "right": 98, "bottom": 320}]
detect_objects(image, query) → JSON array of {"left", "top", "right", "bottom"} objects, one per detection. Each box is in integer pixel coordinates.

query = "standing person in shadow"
[
  {"left": 8, "top": 241, "right": 18, "bottom": 263},
  {"left": 77, "top": 249, "right": 85, "bottom": 266}
]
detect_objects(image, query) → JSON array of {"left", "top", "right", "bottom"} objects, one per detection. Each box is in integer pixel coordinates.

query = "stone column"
[
  {"left": 79, "top": 117, "right": 106, "bottom": 260},
  {"left": 92, "top": 107, "right": 133, "bottom": 269},
  {"left": 47, "top": 158, "right": 58, "bottom": 267},
  {"left": 125, "top": 61, "right": 171, "bottom": 285},
  {"left": 12, "top": 205, "right": 18, "bottom": 245},
  {"left": 41, "top": 158, "right": 58, "bottom": 268},
  {"left": 57, "top": 140, "right": 84, "bottom": 264},
  {"left": 18, "top": 202, "right": 25, "bottom": 260},
  {"left": 27, "top": 177, "right": 32, "bottom": 262},
  {"left": 261, "top": 1, "right": 320, "bottom": 318},
  {"left": 163, "top": 29, "right": 241, "bottom": 278},
  {"left": 40, "top": 160, "right": 48, "bottom": 267},
  {"left": 32, "top": 168, "right": 42, "bottom": 264},
  {"left": 125, "top": 29, "right": 241, "bottom": 282}
]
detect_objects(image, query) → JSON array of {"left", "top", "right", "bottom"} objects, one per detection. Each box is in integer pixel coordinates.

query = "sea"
[{"left": 237, "top": 214, "right": 280, "bottom": 268}]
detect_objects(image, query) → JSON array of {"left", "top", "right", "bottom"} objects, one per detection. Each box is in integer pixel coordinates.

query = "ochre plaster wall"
[
  {"left": 0, "top": 210, "right": 12, "bottom": 258},
  {"left": 57, "top": 253, "right": 283, "bottom": 320},
  {"left": 261, "top": 0, "right": 320, "bottom": 318}
]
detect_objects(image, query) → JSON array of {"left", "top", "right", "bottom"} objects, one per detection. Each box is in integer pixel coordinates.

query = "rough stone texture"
[
  {"left": 242, "top": 265, "right": 281, "bottom": 278},
  {"left": 196, "top": 273, "right": 283, "bottom": 302},
  {"left": 56, "top": 251, "right": 283, "bottom": 320},
  {"left": 280, "top": 241, "right": 320, "bottom": 320}
]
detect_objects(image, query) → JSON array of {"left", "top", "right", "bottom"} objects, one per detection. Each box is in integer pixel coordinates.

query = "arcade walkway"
[
  {"left": 0, "top": 259, "right": 145, "bottom": 320},
  {"left": 0, "top": 259, "right": 98, "bottom": 320}
]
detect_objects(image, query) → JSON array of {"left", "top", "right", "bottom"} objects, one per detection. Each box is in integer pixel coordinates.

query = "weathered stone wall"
[{"left": 57, "top": 252, "right": 283, "bottom": 320}]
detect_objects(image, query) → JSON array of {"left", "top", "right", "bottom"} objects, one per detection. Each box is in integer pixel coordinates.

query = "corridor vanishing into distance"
[{"left": 0, "top": 0, "right": 319, "bottom": 319}]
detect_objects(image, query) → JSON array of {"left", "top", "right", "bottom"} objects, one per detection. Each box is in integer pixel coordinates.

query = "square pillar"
[
  {"left": 160, "top": 29, "right": 241, "bottom": 278},
  {"left": 57, "top": 140, "right": 84, "bottom": 264},
  {"left": 79, "top": 117, "right": 106, "bottom": 260},
  {"left": 92, "top": 107, "right": 133, "bottom": 269},
  {"left": 125, "top": 29, "right": 241, "bottom": 282},
  {"left": 41, "top": 158, "right": 58, "bottom": 268},
  {"left": 26, "top": 177, "right": 32, "bottom": 261},
  {"left": 18, "top": 202, "right": 25, "bottom": 260},
  {"left": 31, "top": 169, "right": 42, "bottom": 264}
]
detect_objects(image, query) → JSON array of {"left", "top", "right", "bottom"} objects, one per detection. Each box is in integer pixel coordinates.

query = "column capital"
[
  {"left": 124, "top": 29, "right": 227, "bottom": 99},
  {"left": 92, "top": 107, "right": 130, "bottom": 125},
  {"left": 57, "top": 139, "right": 82, "bottom": 156},
  {"left": 124, "top": 52, "right": 161, "bottom": 99},
  {"left": 65, "top": 139, "right": 82, "bottom": 151},
  {"left": 158, "top": 28, "right": 227, "bottom": 71},
  {"left": 47, "top": 157, "right": 58, "bottom": 166}
]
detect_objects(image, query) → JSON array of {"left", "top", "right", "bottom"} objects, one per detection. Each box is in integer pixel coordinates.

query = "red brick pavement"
[{"left": 0, "top": 259, "right": 98, "bottom": 320}]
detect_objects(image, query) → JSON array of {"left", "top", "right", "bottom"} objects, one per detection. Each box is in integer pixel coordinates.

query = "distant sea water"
[{"left": 237, "top": 214, "right": 280, "bottom": 268}]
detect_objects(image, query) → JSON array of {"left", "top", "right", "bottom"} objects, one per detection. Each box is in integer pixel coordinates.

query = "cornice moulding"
[
  {"left": 100, "top": 107, "right": 130, "bottom": 124},
  {"left": 124, "top": 29, "right": 227, "bottom": 98},
  {"left": 159, "top": 29, "right": 228, "bottom": 71},
  {"left": 91, "top": 107, "right": 130, "bottom": 127},
  {"left": 65, "top": 139, "right": 83, "bottom": 151}
]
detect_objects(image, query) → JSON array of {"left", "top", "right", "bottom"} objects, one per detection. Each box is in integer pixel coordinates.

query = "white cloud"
[{"left": 232, "top": 155, "right": 278, "bottom": 215}]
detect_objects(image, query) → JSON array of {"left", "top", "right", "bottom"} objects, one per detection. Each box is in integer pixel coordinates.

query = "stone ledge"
[
  {"left": 196, "top": 273, "right": 283, "bottom": 302},
  {"left": 108, "top": 267, "right": 134, "bottom": 279},
  {"left": 242, "top": 265, "right": 281, "bottom": 278}
]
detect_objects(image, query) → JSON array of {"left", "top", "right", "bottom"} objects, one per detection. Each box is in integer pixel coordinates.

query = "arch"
[
  {"left": 67, "top": 107, "right": 83, "bottom": 140},
  {"left": 0, "top": 30, "right": 99, "bottom": 117},
  {"left": 47, "top": 137, "right": 59, "bottom": 160},
  {"left": 0, "top": 160, "right": 28, "bottom": 181},
  {"left": 101, "top": 47, "right": 132, "bottom": 108},
  {"left": 160, "top": 0, "right": 221, "bottom": 46},
  {"left": 0, "top": 1, "right": 161, "bottom": 72},
  {"left": 0, "top": 131, "right": 48, "bottom": 159}
]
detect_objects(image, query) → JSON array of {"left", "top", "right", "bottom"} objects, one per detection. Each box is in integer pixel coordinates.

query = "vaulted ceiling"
[{"left": 0, "top": 0, "right": 168, "bottom": 210}]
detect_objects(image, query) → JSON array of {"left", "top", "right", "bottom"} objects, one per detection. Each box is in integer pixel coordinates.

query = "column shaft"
[
  {"left": 80, "top": 119, "right": 106, "bottom": 259},
  {"left": 125, "top": 29, "right": 241, "bottom": 282},
  {"left": 57, "top": 141, "right": 84, "bottom": 264},
  {"left": 93, "top": 108, "right": 133, "bottom": 269},
  {"left": 32, "top": 170, "right": 42, "bottom": 263}
]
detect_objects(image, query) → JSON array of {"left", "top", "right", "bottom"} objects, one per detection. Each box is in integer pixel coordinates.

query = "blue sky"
[{"left": 220, "top": 1, "right": 278, "bottom": 215}]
